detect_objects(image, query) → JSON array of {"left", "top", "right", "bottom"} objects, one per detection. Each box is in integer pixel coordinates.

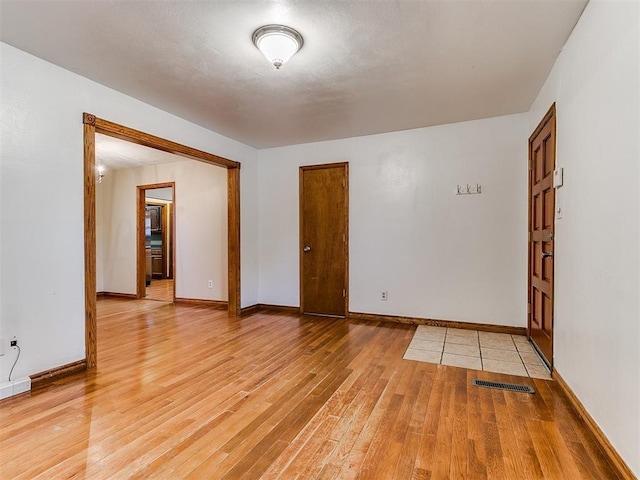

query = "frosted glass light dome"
[{"left": 252, "top": 25, "right": 304, "bottom": 69}]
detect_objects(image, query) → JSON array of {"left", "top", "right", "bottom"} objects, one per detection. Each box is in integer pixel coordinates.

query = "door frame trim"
[
  {"left": 137, "top": 183, "right": 176, "bottom": 299},
  {"left": 83, "top": 113, "right": 241, "bottom": 370},
  {"left": 527, "top": 103, "right": 556, "bottom": 367},
  {"left": 299, "top": 162, "right": 349, "bottom": 317}
]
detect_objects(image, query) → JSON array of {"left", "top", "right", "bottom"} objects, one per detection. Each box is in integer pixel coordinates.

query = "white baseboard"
[{"left": 0, "top": 377, "right": 31, "bottom": 400}]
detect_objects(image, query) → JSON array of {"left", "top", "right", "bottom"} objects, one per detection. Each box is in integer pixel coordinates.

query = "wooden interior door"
[
  {"left": 300, "top": 163, "right": 348, "bottom": 317},
  {"left": 528, "top": 105, "right": 556, "bottom": 367}
]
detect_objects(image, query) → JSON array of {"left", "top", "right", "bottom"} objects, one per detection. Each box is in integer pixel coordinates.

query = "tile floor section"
[{"left": 403, "top": 325, "right": 552, "bottom": 380}]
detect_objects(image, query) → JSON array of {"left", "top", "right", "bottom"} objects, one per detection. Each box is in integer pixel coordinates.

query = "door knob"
[
  {"left": 541, "top": 251, "right": 553, "bottom": 258},
  {"left": 303, "top": 246, "right": 311, "bottom": 252}
]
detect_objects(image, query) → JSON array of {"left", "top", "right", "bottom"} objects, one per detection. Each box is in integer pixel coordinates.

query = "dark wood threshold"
[
  {"left": 553, "top": 370, "right": 635, "bottom": 480},
  {"left": 97, "top": 292, "right": 137, "bottom": 299},
  {"left": 348, "top": 311, "right": 527, "bottom": 336},
  {"left": 174, "top": 298, "right": 228, "bottom": 309},
  {"left": 30, "top": 359, "right": 87, "bottom": 390}
]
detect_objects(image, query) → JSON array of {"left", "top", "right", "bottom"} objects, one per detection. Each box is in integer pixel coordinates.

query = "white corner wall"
[
  {"left": 97, "top": 160, "right": 228, "bottom": 301},
  {"left": 259, "top": 113, "right": 530, "bottom": 326},
  {"left": 530, "top": 0, "right": 639, "bottom": 474},
  {"left": 0, "top": 42, "right": 260, "bottom": 381},
  {"left": 96, "top": 182, "right": 105, "bottom": 293}
]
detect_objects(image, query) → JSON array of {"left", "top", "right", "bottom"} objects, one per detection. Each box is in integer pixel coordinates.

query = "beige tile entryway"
[{"left": 403, "top": 325, "right": 551, "bottom": 380}]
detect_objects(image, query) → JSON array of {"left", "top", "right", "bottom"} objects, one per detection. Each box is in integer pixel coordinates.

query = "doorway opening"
[
  {"left": 138, "top": 184, "right": 175, "bottom": 302},
  {"left": 84, "top": 113, "right": 241, "bottom": 369}
]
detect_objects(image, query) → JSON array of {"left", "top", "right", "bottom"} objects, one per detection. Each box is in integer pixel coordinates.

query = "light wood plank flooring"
[
  {"left": 0, "top": 298, "right": 617, "bottom": 479},
  {"left": 146, "top": 278, "right": 174, "bottom": 302}
]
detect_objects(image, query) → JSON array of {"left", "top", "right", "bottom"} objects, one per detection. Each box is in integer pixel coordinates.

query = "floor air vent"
[{"left": 472, "top": 379, "right": 535, "bottom": 394}]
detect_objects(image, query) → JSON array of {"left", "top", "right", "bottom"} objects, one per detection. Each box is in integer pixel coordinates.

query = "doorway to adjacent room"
[
  {"left": 84, "top": 113, "right": 241, "bottom": 369},
  {"left": 138, "top": 184, "right": 175, "bottom": 302}
]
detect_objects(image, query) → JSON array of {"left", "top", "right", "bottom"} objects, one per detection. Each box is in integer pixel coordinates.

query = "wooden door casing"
[
  {"left": 528, "top": 104, "right": 556, "bottom": 367},
  {"left": 84, "top": 113, "right": 241, "bottom": 370},
  {"left": 300, "top": 163, "right": 348, "bottom": 317},
  {"left": 137, "top": 185, "right": 175, "bottom": 298}
]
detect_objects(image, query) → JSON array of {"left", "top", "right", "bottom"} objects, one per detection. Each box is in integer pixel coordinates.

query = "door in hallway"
[
  {"left": 300, "top": 163, "right": 348, "bottom": 317},
  {"left": 528, "top": 105, "right": 556, "bottom": 367}
]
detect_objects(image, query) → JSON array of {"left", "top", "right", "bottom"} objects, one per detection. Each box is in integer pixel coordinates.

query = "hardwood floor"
[
  {"left": 146, "top": 278, "right": 174, "bottom": 302},
  {"left": 0, "top": 298, "right": 618, "bottom": 479}
]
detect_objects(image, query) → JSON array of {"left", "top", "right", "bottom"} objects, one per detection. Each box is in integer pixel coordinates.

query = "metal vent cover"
[{"left": 472, "top": 379, "right": 535, "bottom": 394}]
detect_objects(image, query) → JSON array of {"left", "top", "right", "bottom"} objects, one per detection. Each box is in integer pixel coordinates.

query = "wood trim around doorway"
[
  {"left": 227, "top": 167, "right": 241, "bottom": 317},
  {"left": 137, "top": 182, "right": 176, "bottom": 300},
  {"left": 83, "top": 113, "right": 241, "bottom": 370}
]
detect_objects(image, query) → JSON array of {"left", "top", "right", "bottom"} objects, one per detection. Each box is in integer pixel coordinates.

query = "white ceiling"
[
  {"left": 96, "top": 133, "right": 185, "bottom": 170},
  {"left": 0, "top": 0, "right": 587, "bottom": 149}
]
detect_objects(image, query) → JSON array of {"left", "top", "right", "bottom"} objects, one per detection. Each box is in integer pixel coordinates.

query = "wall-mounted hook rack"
[{"left": 456, "top": 183, "right": 482, "bottom": 195}]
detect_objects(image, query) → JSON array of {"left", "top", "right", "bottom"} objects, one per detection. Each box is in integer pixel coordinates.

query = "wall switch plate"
[
  {"left": 207, "top": 280, "right": 213, "bottom": 289},
  {"left": 556, "top": 207, "right": 563, "bottom": 219},
  {"left": 381, "top": 291, "right": 388, "bottom": 301},
  {"left": 553, "top": 168, "right": 563, "bottom": 188}
]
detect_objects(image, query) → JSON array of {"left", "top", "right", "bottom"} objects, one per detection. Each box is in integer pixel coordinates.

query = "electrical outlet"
[
  {"left": 208, "top": 280, "right": 213, "bottom": 289},
  {"left": 381, "top": 291, "right": 388, "bottom": 301},
  {"left": 10, "top": 337, "right": 17, "bottom": 347}
]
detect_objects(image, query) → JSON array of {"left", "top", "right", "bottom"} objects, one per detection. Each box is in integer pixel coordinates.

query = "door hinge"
[
  {"left": 528, "top": 159, "right": 533, "bottom": 170},
  {"left": 342, "top": 179, "right": 346, "bottom": 189},
  {"left": 343, "top": 289, "right": 346, "bottom": 298},
  {"left": 527, "top": 303, "right": 531, "bottom": 314},
  {"left": 343, "top": 234, "right": 346, "bottom": 243},
  {"left": 528, "top": 231, "right": 532, "bottom": 242}
]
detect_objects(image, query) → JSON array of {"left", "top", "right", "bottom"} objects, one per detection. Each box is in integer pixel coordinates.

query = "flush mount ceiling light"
[{"left": 252, "top": 24, "right": 303, "bottom": 69}]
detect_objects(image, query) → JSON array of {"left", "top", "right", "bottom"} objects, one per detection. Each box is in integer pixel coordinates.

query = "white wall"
[
  {"left": 530, "top": 0, "right": 639, "bottom": 474},
  {"left": 96, "top": 181, "right": 105, "bottom": 293},
  {"left": 0, "top": 42, "right": 259, "bottom": 381},
  {"left": 259, "top": 113, "right": 530, "bottom": 326},
  {"left": 241, "top": 146, "right": 260, "bottom": 308},
  {"left": 98, "top": 160, "right": 228, "bottom": 301},
  {"left": 146, "top": 187, "right": 173, "bottom": 201}
]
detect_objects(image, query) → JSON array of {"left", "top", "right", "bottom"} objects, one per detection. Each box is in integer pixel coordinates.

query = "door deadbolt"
[{"left": 303, "top": 246, "right": 311, "bottom": 252}]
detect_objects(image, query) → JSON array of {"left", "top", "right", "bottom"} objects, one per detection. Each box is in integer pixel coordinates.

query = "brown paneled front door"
[
  {"left": 299, "top": 163, "right": 348, "bottom": 317},
  {"left": 528, "top": 105, "right": 556, "bottom": 367}
]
